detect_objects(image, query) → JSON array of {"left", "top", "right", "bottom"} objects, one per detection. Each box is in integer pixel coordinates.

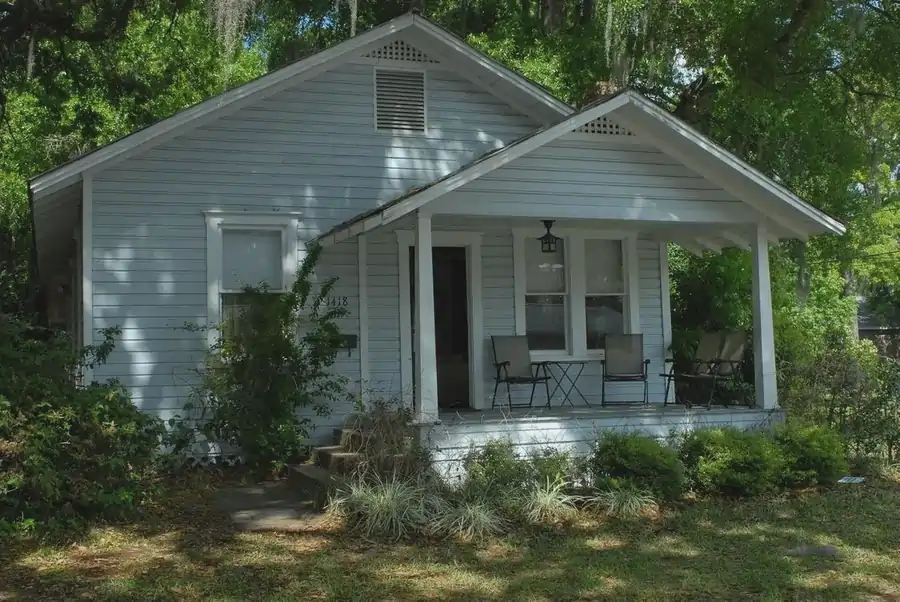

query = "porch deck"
[{"left": 428, "top": 404, "right": 783, "bottom": 469}]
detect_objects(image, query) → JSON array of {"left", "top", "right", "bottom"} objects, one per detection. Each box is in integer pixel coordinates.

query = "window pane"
[
  {"left": 223, "top": 229, "right": 283, "bottom": 290},
  {"left": 525, "top": 239, "right": 566, "bottom": 293},
  {"left": 526, "top": 294, "right": 567, "bottom": 350},
  {"left": 586, "top": 295, "right": 625, "bottom": 350},
  {"left": 585, "top": 239, "right": 623, "bottom": 294}
]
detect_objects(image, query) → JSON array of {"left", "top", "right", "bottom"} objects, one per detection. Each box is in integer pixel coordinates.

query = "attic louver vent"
[
  {"left": 365, "top": 39, "right": 439, "bottom": 63},
  {"left": 375, "top": 69, "right": 426, "bottom": 133},
  {"left": 576, "top": 117, "right": 635, "bottom": 136}
]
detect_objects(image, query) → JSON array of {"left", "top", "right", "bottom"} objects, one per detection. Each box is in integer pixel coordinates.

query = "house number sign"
[{"left": 326, "top": 296, "right": 349, "bottom": 307}]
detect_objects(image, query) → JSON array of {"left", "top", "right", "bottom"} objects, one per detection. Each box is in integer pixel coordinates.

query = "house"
[{"left": 28, "top": 13, "right": 845, "bottom": 463}]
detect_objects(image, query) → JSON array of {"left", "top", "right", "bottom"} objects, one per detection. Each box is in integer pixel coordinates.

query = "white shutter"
[{"left": 375, "top": 69, "right": 426, "bottom": 133}]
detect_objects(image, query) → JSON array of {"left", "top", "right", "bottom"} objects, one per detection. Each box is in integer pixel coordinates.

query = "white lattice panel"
[
  {"left": 364, "top": 39, "right": 439, "bottom": 64},
  {"left": 575, "top": 117, "right": 635, "bottom": 136}
]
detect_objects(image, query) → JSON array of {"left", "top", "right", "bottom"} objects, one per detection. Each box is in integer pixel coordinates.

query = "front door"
[{"left": 410, "top": 246, "right": 471, "bottom": 410}]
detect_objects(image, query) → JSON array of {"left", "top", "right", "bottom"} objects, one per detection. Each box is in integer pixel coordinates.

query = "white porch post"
[
  {"left": 751, "top": 225, "right": 778, "bottom": 409},
  {"left": 414, "top": 212, "right": 439, "bottom": 422}
]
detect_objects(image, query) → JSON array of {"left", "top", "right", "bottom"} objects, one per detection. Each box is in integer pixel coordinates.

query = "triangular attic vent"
[
  {"left": 575, "top": 116, "right": 635, "bottom": 137},
  {"left": 364, "top": 39, "right": 439, "bottom": 63}
]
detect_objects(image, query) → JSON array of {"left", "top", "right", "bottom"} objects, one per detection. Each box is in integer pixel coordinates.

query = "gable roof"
[
  {"left": 28, "top": 12, "right": 573, "bottom": 199},
  {"left": 314, "top": 89, "right": 845, "bottom": 246}
]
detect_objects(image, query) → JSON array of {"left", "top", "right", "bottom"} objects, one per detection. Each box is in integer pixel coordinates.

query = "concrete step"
[
  {"left": 287, "top": 463, "right": 338, "bottom": 510},
  {"left": 332, "top": 427, "right": 366, "bottom": 451},
  {"left": 313, "top": 445, "right": 364, "bottom": 474}
]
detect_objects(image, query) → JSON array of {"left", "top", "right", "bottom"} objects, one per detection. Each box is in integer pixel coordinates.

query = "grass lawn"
[{"left": 2, "top": 474, "right": 899, "bottom": 602}]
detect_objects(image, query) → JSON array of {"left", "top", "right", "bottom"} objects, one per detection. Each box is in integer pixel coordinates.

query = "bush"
[
  {"left": 774, "top": 423, "right": 848, "bottom": 487},
  {"left": 462, "top": 439, "right": 532, "bottom": 493},
  {"left": 0, "top": 317, "right": 164, "bottom": 535},
  {"left": 589, "top": 432, "right": 685, "bottom": 501},
  {"left": 680, "top": 428, "right": 783, "bottom": 497},
  {"left": 176, "top": 244, "right": 349, "bottom": 473},
  {"left": 326, "top": 473, "right": 444, "bottom": 541},
  {"left": 587, "top": 484, "right": 658, "bottom": 519}
]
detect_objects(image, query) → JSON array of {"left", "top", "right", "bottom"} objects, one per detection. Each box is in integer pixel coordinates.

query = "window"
[
  {"left": 524, "top": 238, "right": 567, "bottom": 350},
  {"left": 205, "top": 212, "right": 299, "bottom": 343},
  {"left": 374, "top": 69, "right": 426, "bottom": 133},
  {"left": 515, "top": 230, "right": 638, "bottom": 357},
  {"left": 585, "top": 239, "right": 626, "bottom": 350},
  {"left": 220, "top": 229, "right": 285, "bottom": 335}
]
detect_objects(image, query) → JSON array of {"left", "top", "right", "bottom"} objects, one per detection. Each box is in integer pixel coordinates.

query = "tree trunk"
[{"left": 542, "top": 0, "right": 565, "bottom": 32}]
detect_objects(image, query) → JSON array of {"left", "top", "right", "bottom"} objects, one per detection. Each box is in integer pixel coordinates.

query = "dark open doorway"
[{"left": 410, "top": 246, "right": 470, "bottom": 410}]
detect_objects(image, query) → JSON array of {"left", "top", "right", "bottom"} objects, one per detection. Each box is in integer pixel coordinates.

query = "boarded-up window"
[
  {"left": 222, "top": 229, "right": 283, "bottom": 291},
  {"left": 375, "top": 69, "right": 426, "bottom": 133}
]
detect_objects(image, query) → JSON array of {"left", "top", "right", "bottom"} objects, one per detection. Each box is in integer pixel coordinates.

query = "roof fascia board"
[
  {"left": 617, "top": 97, "right": 845, "bottom": 236},
  {"left": 318, "top": 93, "right": 630, "bottom": 245},
  {"left": 30, "top": 14, "right": 417, "bottom": 198},
  {"left": 409, "top": 15, "right": 572, "bottom": 118}
]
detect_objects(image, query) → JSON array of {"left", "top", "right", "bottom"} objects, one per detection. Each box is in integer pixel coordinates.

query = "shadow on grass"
[{"left": 2, "top": 473, "right": 899, "bottom": 601}]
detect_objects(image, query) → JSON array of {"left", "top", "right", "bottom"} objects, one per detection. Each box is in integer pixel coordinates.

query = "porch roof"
[{"left": 314, "top": 89, "right": 845, "bottom": 247}]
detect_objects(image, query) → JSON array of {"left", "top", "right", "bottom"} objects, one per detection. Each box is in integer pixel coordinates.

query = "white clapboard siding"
[
  {"left": 434, "top": 135, "right": 749, "bottom": 224},
  {"left": 91, "top": 56, "right": 539, "bottom": 431}
]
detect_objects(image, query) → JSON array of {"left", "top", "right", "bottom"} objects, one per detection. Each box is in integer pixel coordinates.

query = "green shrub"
[
  {"left": 589, "top": 432, "right": 685, "bottom": 501},
  {"left": 432, "top": 487, "right": 508, "bottom": 541},
  {"left": 587, "top": 484, "right": 658, "bottom": 519},
  {"left": 326, "top": 473, "right": 444, "bottom": 541},
  {"left": 463, "top": 439, "right": 532, "bottom": 493},
  {"left": 175, "top": 244, "right": 349, "bottom": 473},
  {"left": 774, "top": 423, "right": 848, "bottom": 487},
  {"left": 0, "top": 317, "right": 164, "bottom": 535},
  {"left": 516, "top": 478, "right": 577, "bottom": 524},
  {"left": 680, "top": 428, "right": 783, "bottom": 497}
]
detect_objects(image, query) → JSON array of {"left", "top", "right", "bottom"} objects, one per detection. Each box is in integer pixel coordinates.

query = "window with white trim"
[
  {"left": 205, "top": 213, "right": 299, "bottom": 341},
  {"left": 524, "top": 238, "right": 567, "bottom": 350},
  {"left": 515, "top": 230, "right": 637, "bottom": 357}
]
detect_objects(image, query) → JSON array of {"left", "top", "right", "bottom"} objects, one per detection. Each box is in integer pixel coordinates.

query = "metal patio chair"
[
  {"left": 600, "top": 334, "right": 651, "bottom": 406},
  {"left": 672, "top": 331, "right": 748, "bottom": 409},
  {"left": 490, "top": 335, "right": 552, "bottom": 409},
  {"left": 661, "top": 331, "right": 725, "bottom": 406}
]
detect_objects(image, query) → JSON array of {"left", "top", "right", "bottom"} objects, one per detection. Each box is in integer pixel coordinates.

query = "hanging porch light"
[{"left": 538, "top": 220, "right": 560, "bottom": 253}]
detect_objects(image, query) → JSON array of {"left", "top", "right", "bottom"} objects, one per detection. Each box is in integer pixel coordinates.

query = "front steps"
[{"left": 288, "top": 427, "right": 415, "bottom": 509}]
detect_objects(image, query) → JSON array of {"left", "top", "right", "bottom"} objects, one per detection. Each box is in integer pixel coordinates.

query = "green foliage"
[
  {"left": 680, "top": 428, "right": 783, "bottom": 497},
  {"left": 781, "top": 336, "right": 900, "bottom": 463},
  {"left": 774, "top": 423, "right": 848, "bottom": 488},
  {"left": 462, "top": 439, "right": 574, "bottom": 496},
  {"left": 431, "top": 496, "right": 508, "bottom": 542},
  {"left": 326, "top": 473, "right": 445, "bottom": 541},
  {"left": 176, "top": 244, "right": 348, "bottom": 473},
  {"left": 0, "top": 316, "right": 163, "bottom": 535},
  {"left": 516, "top": 478, "right": 578, "bottom": 525},
  {"left": 586, "top": 484, "right": 658, "bottom": 519},
  {"left": 589, "top": 431, "right": 685, "bottom": 501}
]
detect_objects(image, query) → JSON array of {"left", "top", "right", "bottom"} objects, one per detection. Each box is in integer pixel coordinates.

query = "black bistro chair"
[
  {"left": 601, "top": 334, "right": 651, "bottom": 406},
  {"left": 490, "top": 335, "right": 552, "bottom": 409}
]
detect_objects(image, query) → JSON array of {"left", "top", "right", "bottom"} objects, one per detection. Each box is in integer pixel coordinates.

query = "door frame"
[{"left": 396, "top": 230, "right": 485, "bottom": 411}]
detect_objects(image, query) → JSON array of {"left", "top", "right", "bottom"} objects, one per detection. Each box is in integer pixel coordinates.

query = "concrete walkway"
[{"left": 213, "top": 480, "right": 326, "bottom": 532}]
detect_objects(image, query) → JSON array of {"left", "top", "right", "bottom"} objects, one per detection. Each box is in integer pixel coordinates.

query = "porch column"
[
  {"left": 751, "top": 225, "right": 778, "bottom": 409},
  {"left": 415, "top": 212, "right": 439, "bottom": 422}
]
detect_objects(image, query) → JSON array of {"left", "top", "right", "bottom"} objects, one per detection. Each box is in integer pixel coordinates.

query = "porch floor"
[{"left": 438, "top": 403, "right": 776, "bottom": 426}]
